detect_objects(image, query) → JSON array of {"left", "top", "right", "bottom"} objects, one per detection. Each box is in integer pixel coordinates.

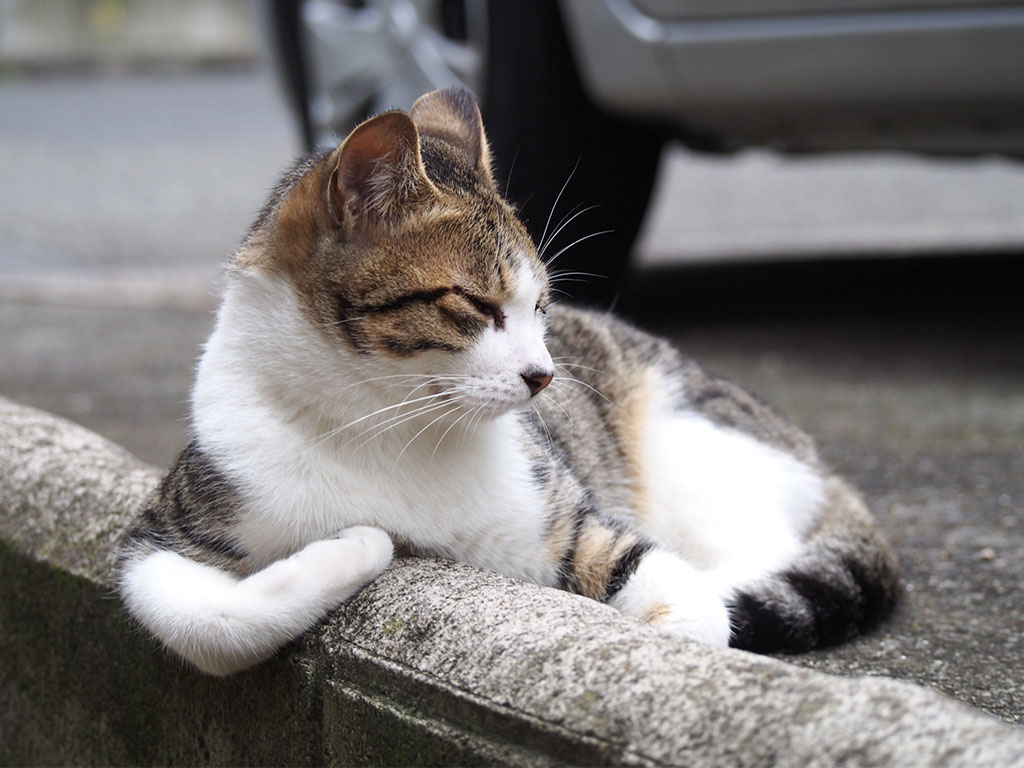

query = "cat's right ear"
[{"left": 328, "top": 111, "right": 437, "bottom": 235}]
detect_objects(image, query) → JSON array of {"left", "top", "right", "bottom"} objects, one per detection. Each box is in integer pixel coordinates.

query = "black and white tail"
[{"left": 728, "top": 477, "right": 899, "bottom": 652}]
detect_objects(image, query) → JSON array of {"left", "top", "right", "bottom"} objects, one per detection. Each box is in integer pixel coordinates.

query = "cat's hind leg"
[{"left": 118, "top": 526, "right": 392, "bottom": 675}]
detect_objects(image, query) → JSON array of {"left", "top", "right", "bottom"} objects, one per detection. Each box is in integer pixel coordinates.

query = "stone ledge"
[{"left": 2, "top": 396, "right": 1022, "bottom": 766}]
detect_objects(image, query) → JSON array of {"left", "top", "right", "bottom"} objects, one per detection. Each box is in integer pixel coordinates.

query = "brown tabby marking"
[
  {"left": 606, "top": 367, "right": 660, "bottom": 524},
  {"left": 569, "top": 517, "right": 649, "bottom": 601}
]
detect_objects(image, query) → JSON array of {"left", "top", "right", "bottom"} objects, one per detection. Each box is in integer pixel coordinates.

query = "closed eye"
[{"left": 455, "top": 287, "right": 506, "bottom": 330}]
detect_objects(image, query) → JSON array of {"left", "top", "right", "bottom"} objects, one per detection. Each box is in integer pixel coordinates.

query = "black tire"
[
  {"left": 266, "top": 0, "right": 315, "bottom": 151},
  {"left": 484, "top": 0, "right": 663, "bottom": 309}
]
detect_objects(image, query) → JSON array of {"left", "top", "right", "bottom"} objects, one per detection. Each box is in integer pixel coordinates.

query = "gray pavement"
[{"left": 1, "top": 70, "right": 1022, "bottom": 729}]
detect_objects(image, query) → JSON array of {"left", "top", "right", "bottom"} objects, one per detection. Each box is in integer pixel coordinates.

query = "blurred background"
[{"left": 0, "top": 0, "right": 1022, "bottom": 724}]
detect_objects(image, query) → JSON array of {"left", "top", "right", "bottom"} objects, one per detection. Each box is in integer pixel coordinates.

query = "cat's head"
[{"left": 240, "top": 87, "right": 553, "bottom": 421}]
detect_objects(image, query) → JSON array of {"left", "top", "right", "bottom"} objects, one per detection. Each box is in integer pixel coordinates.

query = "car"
[{"left": 264, "top": 0, "right": 1024, "bottom": 305}]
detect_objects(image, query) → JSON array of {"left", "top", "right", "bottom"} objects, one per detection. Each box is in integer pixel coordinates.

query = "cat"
[{"left": 116, "top": 87, "right": 898, "bottom": 676}]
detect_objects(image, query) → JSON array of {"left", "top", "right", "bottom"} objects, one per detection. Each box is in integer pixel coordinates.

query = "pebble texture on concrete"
[{"left": 2, "top": 396, "right": 1023, "bottom": 766}]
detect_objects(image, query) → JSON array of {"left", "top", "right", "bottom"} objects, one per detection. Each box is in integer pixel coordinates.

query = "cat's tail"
[
  {"left": 117, "top": 527, "right": 393, "bottom": 675},
  {"left": 727, "top": 476, "right": 899, "bottom": 653}
]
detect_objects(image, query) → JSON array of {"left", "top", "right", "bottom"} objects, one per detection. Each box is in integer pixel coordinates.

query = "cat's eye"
[
  {"left": 463, "top": 293, "right": 506, "bottom": 330},
  {"left": 535, "top": 303, "right": 547, "bottom": 316}
]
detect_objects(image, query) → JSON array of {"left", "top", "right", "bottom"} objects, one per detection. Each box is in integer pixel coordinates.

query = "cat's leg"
[
  {"left": 119, "top": 526, "right": 393, "bottom": 675},
  {"left": 558, "top": 512, "right": 731, "bottom": 646}
]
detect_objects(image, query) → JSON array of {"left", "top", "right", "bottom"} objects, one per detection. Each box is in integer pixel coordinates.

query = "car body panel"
[{"left": 560, "top": 0, "right": 1024, "bottom": 152}]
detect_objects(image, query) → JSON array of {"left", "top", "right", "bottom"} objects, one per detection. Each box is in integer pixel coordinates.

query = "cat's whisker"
[
  {"left": 547, "top": 269, "right": 607, "bottom": 282},
  {"left": 352, "top": 396, "right": 457, "bottom": 451},
  {"left": 430, "top": 401, "right": 475, "bottom": 461},
  {"left": 529, "top": 401, "right": 560, "bottom": 453},
  {"left": 539, "top": 388, "right": 574, "bottom": 424},
  {"left": 310, "top": 373, "right": 476, "bottom": 448},
  {"left": 357, "top": 388, "right": 460, "bottom": 434},
  {"left": 328, "top": 395, "right": 452, "bottom": 450},
  {"left": 454, "top": 403, "right": 483, "bottom": 448},
  {"left": 552, "top": 361, "right": 606, "bottom": 375},
  {"left": 551, "top": 367, "right": 613, "bottom": 405},
  {"left": 322, "top": 315, "right": 367, "bottom": 329},
  {"left": 543, "top": 229, "right": 614, "bottom": 268},
  {"left": 393, "top": 402, "right": 464, "bottom": 468},
  {"left": 539, "top": 204, "right": 600, "bottom": 262},
  {"left": 348, "top": 373, "right": 446, "bottom": 386},
  {"left": 463, "top": 402, "right": 490, "bottom": 444},
  {"left": 537, "top": 157, "right": 581, "bottom": 259},
  {"left": 313, "top": 390, "right": 450, "bottom": 446},
  {"left": 346, "top": 373, "right": 475, "bottom": 390},
  {"left": 397, "top": 375, "right": 474, "bottom": 407},
  {"left": 538, "top": 200, "right": 587, "bottom": 259},
  {"left": 540, "top": 383, "right": 580, "bottom": 435},
  {"left": 502, "top": 145, "right": 520, "bottom": 200}
]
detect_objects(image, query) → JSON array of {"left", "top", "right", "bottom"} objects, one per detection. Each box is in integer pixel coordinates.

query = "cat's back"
[{"left": 541, "top": 305, "right": 818, "bottom": 465}]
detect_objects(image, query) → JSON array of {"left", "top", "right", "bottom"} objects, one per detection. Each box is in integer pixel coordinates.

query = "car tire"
[{"left": 484, "top": 0, "right": 664, "bottom": 308}]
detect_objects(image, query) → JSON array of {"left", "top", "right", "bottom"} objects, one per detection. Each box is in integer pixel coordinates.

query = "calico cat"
[{"left": 116, "top": 87, "right": 898, "bottom": 676}]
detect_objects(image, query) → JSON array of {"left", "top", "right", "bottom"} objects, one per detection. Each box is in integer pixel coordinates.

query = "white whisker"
[
  {"left": 431, "top": 403, "right": 474, "bottom": 461},
  {"left": 394, "top": 403, "right": 463, "bottom": 468},
  {"left": 538, "top": 158, "right": 580, "bottom": 257},
  {"left": 553, "top": 361, "right": 606, "bottom": 375},
  {"left": 353, "top": 397, "right": 456, "bottom": 451},
  {"left": 553, "top": 367, "right": 613, "bottom": 405},
  {"left": 544, "top": 229, "right": 614, "bottom": 268},
  {"left": 540, "top": 204, "right": 600, "bottom": 261},
  {"left": 311, "top": 390, "right": 448, "bottom": 446}
]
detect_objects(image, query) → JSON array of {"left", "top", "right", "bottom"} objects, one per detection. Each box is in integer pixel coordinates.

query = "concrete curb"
[{"left": 2, "top": 396, "right": 1023, "bottom": 766}]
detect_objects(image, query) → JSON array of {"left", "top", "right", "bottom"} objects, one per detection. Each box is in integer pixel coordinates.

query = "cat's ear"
[
  {"left": 410, "top": 87, "right": 494, "bottom": 186},
  {"left": 328, "top": 111, "right": 437, "bottom": 232}
]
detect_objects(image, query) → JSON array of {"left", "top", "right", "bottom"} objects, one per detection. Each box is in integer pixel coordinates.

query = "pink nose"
[{"left": 521, "top": 367, "right": 554, "bottom": 397}]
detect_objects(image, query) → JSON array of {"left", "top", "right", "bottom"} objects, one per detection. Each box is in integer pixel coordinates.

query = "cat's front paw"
[
  {"left": 609, "top": 549, "right": 732, "bottom": 647},
  {"left": 292, "top": 526, "right": 394, "bottom": 600},
  {"left": 330, "top": 525, "right": 394, "bottom": 574}
]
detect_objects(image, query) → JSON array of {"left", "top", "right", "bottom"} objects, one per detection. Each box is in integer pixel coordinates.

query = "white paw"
[
  {"left": 292, "top": 526, "right": 393, "bottom": 598},
  {"left": 332, "top": 525, "right": 394, "bottom": 574},
  {"left": 659, "top": 591, "right": 732, "bottom": 647}
]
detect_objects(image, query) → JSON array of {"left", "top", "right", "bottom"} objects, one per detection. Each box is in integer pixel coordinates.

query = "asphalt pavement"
[{"left": 1, "top": 69, "right": 1022, "bottom": 727}]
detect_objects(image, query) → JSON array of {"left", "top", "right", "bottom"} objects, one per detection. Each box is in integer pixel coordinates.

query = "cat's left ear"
[
  {"left": 410, "top": 87, "right": 494, "bottom": 186},
  {"left": 328, "top": 110, "right": 438, "bottom": 234}
]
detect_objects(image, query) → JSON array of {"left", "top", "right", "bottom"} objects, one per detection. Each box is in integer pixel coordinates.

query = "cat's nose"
[{"left": 521, "top": 366, "right": 554, "bottom": 397}]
